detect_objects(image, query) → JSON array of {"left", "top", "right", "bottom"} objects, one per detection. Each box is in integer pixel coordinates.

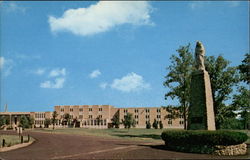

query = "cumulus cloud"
[
  {"left": 0, "top": 57, "right": 5, "bottom": 69},
  {"left": 89, "top": 69, "right": 101, "bottom": 78},
  {"left": 99, "top": 82, "right": 108, "bottom": 89},
  {"left": 48, "top": 1, "right": 153, "bottom": 36},
  {"left": 3, "top": 2, "right": 27, "bottom": 13},
  {"left": 49, "top": 68, "right": 66, "bottom": 77},
  {"left": 40, "top": 68, "right": 66, "bottom": 89},
  {"left": 0, "top": 56, "right": 14, "bottom": 76},
  {"left": 110, "top": 72, "right": 150, "bottom": 92},
  {"left": 40, "top": 78, "right": 65, "bottom": 89},
  {"left": 32, "top": 68, "right": 46, "bottom": 75}
]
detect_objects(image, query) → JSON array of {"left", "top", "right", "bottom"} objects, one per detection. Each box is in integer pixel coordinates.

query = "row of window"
[
  {"left": 35, "top": 113, "right": 45, "bottom": 119},
  {"left": 61, "top": 108, "right": 103, "bottom": 112}
]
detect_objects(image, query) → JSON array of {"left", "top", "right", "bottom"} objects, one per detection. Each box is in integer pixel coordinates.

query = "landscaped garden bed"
[{"left": 161, "top": 130, "right": 248, "bottom": 155}]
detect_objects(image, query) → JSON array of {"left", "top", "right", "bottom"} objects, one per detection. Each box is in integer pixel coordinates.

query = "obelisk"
[{"left": 187, "top": 41, "right": 216, "bottom": 130}]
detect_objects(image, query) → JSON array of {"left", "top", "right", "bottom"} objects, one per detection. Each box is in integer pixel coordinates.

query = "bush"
[
  {"left": 153, "top": 119, "right": 158, "bottom": 129},
  {"left": 161, "top": 130, "right": 248, "bottom": 146},
  {"left": 146, "top": 122, "right": 151, "bottom": 129},
  {"left": 159, "top": 121, "right": 163, "bottom": 129}
]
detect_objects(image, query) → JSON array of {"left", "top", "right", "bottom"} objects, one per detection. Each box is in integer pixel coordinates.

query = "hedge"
[{"left": 161, "top": 130, "right": 248, "bottom": 146}]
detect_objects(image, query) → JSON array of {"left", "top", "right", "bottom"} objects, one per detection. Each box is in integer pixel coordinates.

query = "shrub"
[
  {"left": 159, "top": 121, "right": 163, "bottom": 129},
  {"left": 161, "top": 130, "right": 248, "bottom": 146},
  {"left": 146, "top": 122, "right": 151, "bottom": 129},
  {"left": 153, "top": 119, "right": 158, "bottom": 129}
]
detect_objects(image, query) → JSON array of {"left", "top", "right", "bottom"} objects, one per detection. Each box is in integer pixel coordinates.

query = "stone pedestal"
[{"left": 187, "top": 70, "right": 216, "bottom": 130}]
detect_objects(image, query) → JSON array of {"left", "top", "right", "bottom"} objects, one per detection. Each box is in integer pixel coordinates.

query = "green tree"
[
  {"left": 159, "top": 121, "right": 163, "bottom": 129},
  {"left": 51, "top": 111, "right": 58, "bottom": 130},
  {"left": 19, "top": 115, "right": 29, "bottom": 128},
  {"left": 63, "top": 113, "right": 71, "bottom": 126},
  {"left": 111, "top": 111, "right": 120, "bottom": 128},
  {"left": 146, "top": 121, "right": 151, "bottom": 129},
  {"left": 163, "top": 44, "right": 194, "bottom": 130},
  {"left": 0, "top": 116, "right": 7, "bottom": 127},
  {"left": 232, "top": 86, "right": 250, "bottom": 129},
  {"left": 122, "top": 113, "right": 136, "bottom": 130},
  {"left": 44, "top": 118, "right": 51, "bottom": 128},
  {"left": 205, "top": 55, "right": 239, "bottom": 129},
  {"left": 238, "top": 53, "right": 250, "bottom": 84},
  {"left": 153, "top": 119, "right": 158, "bottom": 129}
]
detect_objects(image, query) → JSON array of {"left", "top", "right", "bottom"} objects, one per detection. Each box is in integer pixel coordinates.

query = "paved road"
[{"left": 0, "top": 130, "right": 249, "bottom": 159}]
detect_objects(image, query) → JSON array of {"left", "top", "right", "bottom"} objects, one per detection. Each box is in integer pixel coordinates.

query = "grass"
[
  {"left": 0, "top": 135, "right": 34, "bottom": 148},
  {"left": 34, "top": 127, "right": 250, "bottom": 144},
  {"left": 34, "top": 128, "right": 181, "bottom": 143}
]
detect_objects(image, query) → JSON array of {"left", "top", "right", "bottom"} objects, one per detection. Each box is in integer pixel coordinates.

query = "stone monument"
[{"left": 187, "top": 41, "right": 216, "bottom": 130}]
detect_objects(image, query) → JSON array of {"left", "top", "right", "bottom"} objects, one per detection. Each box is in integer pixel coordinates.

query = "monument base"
[{"left": 187, "top": 70, "right": 216, "bottom": 130}]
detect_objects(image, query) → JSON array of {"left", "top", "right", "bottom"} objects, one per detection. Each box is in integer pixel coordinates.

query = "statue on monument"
[{"left": 195, "top": 41, "right": 206, "bottom": 71}]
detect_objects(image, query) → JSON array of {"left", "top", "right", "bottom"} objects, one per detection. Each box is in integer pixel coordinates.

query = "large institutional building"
[{"left": 0, "top": 105, "right": 184, "bottom": 129}]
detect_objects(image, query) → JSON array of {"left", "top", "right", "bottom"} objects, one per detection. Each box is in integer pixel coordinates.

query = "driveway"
[{"left": 0, "top": 130, "right": 249, "bottom": 159}]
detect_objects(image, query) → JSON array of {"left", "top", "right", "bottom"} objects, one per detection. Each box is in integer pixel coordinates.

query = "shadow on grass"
[{"left": 112, "top": 134, "right": 161, "bottom": 140}]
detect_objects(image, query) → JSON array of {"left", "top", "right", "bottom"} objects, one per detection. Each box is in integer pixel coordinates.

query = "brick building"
[{"left": 0, "top": 105, "right": 184, "bottom": 129}]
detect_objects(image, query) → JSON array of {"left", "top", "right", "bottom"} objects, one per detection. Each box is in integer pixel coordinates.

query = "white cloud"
[
  {"left": 32, "top": 68, "right": 46, "bottom": 75},
  {"left": 189, "top": 1, "right": 205, "bottom": 10},
  {"left": 48, "top": 1, "right": 153, "bottom": 36},
  {"left": 228, "top": 1, "right": 240, "bottom": 7},
  {"left": 111, "top": 72, "right": 150, "bottom": 92},
  {"left": 40, "top": 78, "right": 65, "bottom": 89},
  {"left": 0, "top": 57, "right": 5, "bottom": 69},
  {"left": 89, "top": 69, "right": 101, "bottom": 78},
  {"left": 99, "top": 82, "right": 108, "bottom": 89},
  {"left": 49, "top": 68, "right": 66, "bottom": 77},
  {"left": 0, "top": 56, "right": 14, "bottom": 76},
  {"left": 3, "top": 2, "right": 26, "bottom": 13}
]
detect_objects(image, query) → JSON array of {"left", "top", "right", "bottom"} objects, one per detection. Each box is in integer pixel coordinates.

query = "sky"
[{"left": 0, "top": 1, "right": 249, "bottom": 112}]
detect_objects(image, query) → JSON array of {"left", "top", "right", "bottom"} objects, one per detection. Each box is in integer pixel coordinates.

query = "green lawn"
[
  {"left": 0, "top": 135, "right": 33, "bottom": 147},
  {"left": 35, "top": 128, "right": 178, "bottom": 143},
  {"left": 35, "top": 128, "right": 250, "bottom": 144}
]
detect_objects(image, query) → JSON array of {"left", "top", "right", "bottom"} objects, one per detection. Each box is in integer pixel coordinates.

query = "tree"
[
  {"left": 153, "top": 119, "right": 158, "bottom": 129},
  {"left": 0, "top": 116, "right": 7, "bottom": 127},
  {"left": 19, "top": 115, "right": 29, "bottom": 128},
  {"left": 205, "top": 55, "right": 239, "bottom": 129},
  {"left": 111, "top": 111, "right": 120, "bottom": 128},
  {"left": 146, "top": 121, "right": 151, "bottom": 129},
  {"left": 159, "top": 121, "right": 163, "bottom": 129},
  {"left": 63, "top": 113, "right": 71, "bottom": 126},
  {"left": 238, "top": 53, "right": 250, "bottom": 84},
  {"left": 163, "top": 44, "right": 194, "bottom": 130},
  {"left": 27, "top": 117, "right": 34, "bottom": 128},
  {"left": 122, "top": 113, "right": 136, "bottom": 130},
  {"left": 51, "top": 111, "right": 58, "bottom": 130},
  {"left": 44, "top": 118, "right": 51, "bottom": 128}
]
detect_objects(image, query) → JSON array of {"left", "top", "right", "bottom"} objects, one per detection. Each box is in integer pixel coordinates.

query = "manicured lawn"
[
  {"left": 0, "top": 135, "right": 33, "bottom": 147},
  {"left": 35, "top": 128, "right": 250, "bottom": 144},
  {"left": 35, "top": 128, "right": 180, "bottom": 143}
]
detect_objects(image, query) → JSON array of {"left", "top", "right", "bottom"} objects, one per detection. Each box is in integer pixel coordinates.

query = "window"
[
  {"left": 79, "top": 108, "right": 83, "bottom": 112},
  {"left": 135, "top": 115, "right": 139, "bottom": 119},
  {"left": 157, "top": 108, "right": 161, "bottom": 113},
  {"left": 89, "top": 108, "right": 92, "bottom": 112},
  {"left": 79, "top": 115, "right": 83, "bottom": 119},
  {"left": 124, "top": 109, "right": 128, "bottom": 113},
  {"left": 168, "top": 121, "right": 172, "bottom": 125},
  {"left": 134, "top": 109, "right": 139, "bottom": 113},
  {"left": 70, "top": 108, "right": 73, "bottom": 112},
  {"left": 145, "top": 115, "right": 150, "bottom": 119},
  {"left": 136, "top": 121, "right": 139, "bottom": 125},
  {"left": 145, "top": 109, "right": 150, "bottom": 113},
  {"left": 99, "top": 108, "right": 102, "bottom": 111},
  {"left": 104, "top": 119, "right": 106, "bottom": 125},
  {"left": 157, "top": 115, "right": 161, "bottom": 119},
  {"left": 179, "top": 121, "right": 184, "bottom": 125},
  {"left": 61, "top": 108, "right": 64, "bottom": 112},
  {"left": 89, "top": 115, "right": 93, "bottom": 119},
  {"left": 179, "top": 115, "right": 184, "bottom": 119},
  {"left": 99, "top": 115, "right": 102, "bottom": 119}
]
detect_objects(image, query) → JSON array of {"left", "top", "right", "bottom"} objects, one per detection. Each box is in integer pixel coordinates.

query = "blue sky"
[{"left": 0, "top": 1, "right": 249, "bottom": 112}]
